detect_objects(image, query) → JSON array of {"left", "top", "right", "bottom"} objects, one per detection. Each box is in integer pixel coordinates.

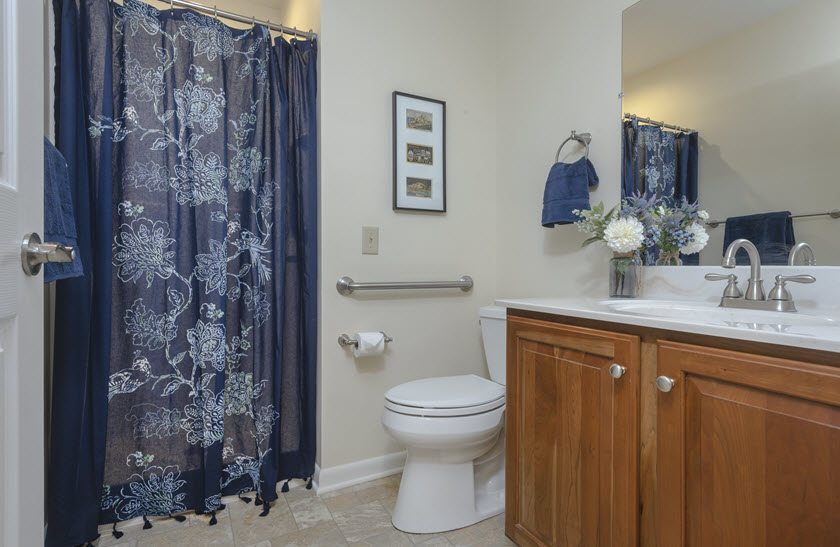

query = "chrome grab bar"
[{"left": 336, "top": 275, "right": 473, "bottom": 295}]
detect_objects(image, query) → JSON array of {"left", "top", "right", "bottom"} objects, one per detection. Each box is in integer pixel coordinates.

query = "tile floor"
[{"left": 95, "top": 473, "right": 514, "bottom": 547}]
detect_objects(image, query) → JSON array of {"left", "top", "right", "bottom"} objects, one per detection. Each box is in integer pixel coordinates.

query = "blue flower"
[
  {"left": 113, "top": 218, "right": 176, "bottom": 287},
  {"left": 180, "top": 389, "right": 225, "bottom": 447},
  {"left": 180, "top": 12, "right": 235, "bottom": 61},
  {"left": 113, "top": 465, "right": 188, "bottom": 519},
  {"left": 230, "top": 147, "right": 268, "bottom": 192},
  {"left": 195, "top": 239, "right": 228, "bottom": 296},
  {"left": 127, "top": 405, "right": 182, "bottom": 439},
  {"left": 124, "top": 298, "right": 177, "bottom": 350},
  {"left": 224, "top": 372, "right": 266, "bottom": 416},
  {"left": 124, "top": 161, "right": 170, "bottom": 191},
  {"left": 187, "top": 319, "right": 226, "bottom": 372},
  {"left": 172, "top": 151, "right": 228, "bottom": 206},
  {"left": 253, "top": 405, "right": 279, "bottom": 444},
  {"left": 114, "top": 0, "right": 162, "bottom": 36},
  {"left": 121, "top": 55, "right": 165, "bottom": 102},
  {"left": 244, "top": 288, "right": 271, "bottom": 327},
  {"left": 174, "top": 80, "right": 226, "bottom": 133}
]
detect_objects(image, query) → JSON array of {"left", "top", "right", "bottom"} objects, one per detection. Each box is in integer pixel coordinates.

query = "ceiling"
[{"left": 623, "top": 0, "right": 803, "bottom": 78}]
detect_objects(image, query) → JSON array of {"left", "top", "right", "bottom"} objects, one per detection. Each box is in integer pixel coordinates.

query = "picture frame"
[{"left": 393, "top": 91, "right": 446, "bottom": 212}]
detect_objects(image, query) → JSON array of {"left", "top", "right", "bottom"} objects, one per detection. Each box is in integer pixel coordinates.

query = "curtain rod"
[
  {"left": 704, "top": 209, "right": 840, "bottom": 228},
  {"left": 147, "top": 0, "right": 317, "bottom": 40},
  {"left": 624, "top": 113, "right": 693, "bottom": 134}
]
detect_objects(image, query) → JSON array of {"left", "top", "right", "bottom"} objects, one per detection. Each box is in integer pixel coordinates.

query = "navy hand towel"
[
  {"left": 44, "top": 137, "right": 83, "bottom": 282},
  {"left": 723, "top": 211, "right": 794, "bottom": 265},
  {"left": 541, "top": 156, "right": 599, "bottom": 227}
]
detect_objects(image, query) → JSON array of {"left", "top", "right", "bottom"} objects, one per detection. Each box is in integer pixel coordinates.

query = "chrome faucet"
[
  {"left": 705, "top": 238, "right": 815, "bottom": 312},
  {"left": 788, "top": 242, "right": 816, "bottom": 266},
  {"left": 721, "top": 238, "right": 764, "bottom": 300}
]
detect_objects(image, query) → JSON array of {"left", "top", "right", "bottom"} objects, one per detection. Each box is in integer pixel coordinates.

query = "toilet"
[{"left": 381, "top": 305, "right": 507, "bottom": 534}]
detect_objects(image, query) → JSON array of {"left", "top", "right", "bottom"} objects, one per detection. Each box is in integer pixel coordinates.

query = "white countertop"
[{"left": 496, "top": 266, "right": 840, "bottom": 355}]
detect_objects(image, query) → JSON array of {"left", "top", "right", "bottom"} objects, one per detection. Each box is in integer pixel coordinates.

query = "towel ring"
[{"left": 555, "top": 130, "right": 592, "bottom": 162}]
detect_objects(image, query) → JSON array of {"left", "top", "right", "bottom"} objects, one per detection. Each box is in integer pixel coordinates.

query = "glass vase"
[
  {"left": 609, "top": 252, "right": 641, "bottom": 298},
  {"left": 655, "top": 250, "right": 683, "bottom": 266}
]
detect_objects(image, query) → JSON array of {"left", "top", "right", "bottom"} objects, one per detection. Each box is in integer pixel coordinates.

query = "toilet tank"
[{"left": 479, "top": 305, "right": 507, "bottom": 385}]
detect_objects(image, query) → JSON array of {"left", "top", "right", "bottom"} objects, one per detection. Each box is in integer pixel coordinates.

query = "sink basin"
[{"left": 600, "top": 299, "right": 839, "bottom": 329}]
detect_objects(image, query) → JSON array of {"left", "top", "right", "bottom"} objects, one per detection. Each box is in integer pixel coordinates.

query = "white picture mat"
[{"left": 394, "top": 94, "right": 444, "bottom": 210}]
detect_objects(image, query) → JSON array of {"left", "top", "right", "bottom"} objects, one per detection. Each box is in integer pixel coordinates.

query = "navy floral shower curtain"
[
  {"left": 48, "top": 1, "right": 317, "bottom": 545},
  {"left": 622, "top": 120, "right": 699, "bottom": 264}
]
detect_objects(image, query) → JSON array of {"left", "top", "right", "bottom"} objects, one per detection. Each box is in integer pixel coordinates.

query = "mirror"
[{"left": 622, "top": 0, "right": 840, "bottom": 265}]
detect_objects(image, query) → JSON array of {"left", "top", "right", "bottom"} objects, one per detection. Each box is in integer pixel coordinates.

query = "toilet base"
[{"left": 391, "top": 429, "right": 505, "bottom": 534}]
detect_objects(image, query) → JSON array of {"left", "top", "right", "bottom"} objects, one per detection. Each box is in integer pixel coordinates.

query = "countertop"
[{"left": 496, "top": 266, "right": 840, "bottom": 354}]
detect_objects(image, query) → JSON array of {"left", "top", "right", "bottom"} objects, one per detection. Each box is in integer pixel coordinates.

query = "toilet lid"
[{"left": 384, "top": 374, "right": 505, "bottom": 409}]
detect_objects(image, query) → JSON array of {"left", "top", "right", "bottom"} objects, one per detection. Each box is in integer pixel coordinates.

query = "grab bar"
[{"left": 336, "top": 275, "right": 473, "bottom": 295}]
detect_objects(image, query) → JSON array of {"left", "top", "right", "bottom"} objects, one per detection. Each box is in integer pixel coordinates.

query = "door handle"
[
  {"left": 609, "top": 364, "right": 626, "bottom": 379},
  {"left": 21, "top": 232, "right": 75, "bottom": 276},
  {"left": 655, "top": 376, "right": 675, "bottom": 393}
]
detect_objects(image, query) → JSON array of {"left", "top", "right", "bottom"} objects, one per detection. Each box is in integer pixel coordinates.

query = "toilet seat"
[
  {"left": 386, "top": 374, "right": 504, "bottom": 404},
  {"left": 385, "top": 395, "right": 505, "bottom": 417}
]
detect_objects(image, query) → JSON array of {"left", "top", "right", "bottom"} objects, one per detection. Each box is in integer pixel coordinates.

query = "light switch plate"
[{"left": 362, "top": 226, "right": 379, "bottom": 255}]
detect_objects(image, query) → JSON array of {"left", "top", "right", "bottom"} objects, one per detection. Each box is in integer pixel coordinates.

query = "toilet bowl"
[{"left": 381, "top": 306, "right": 506, "bottom": 534}]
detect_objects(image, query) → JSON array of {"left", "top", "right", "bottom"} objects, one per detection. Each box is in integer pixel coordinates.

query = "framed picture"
[{"left": 393, "top": 91, "right": 446, "bottom": 212}]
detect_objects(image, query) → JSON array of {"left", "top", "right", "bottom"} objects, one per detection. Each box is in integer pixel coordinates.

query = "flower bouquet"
[
  {"left": 651, "top": 199, "right": 710, "bottom": 265},
  {"left": 573, "top": 199, "right": 657, "bottom": 298}
]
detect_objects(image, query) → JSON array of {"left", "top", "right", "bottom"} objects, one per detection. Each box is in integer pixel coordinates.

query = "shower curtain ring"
[
  {"left": 214, "top": 5, "right": 218, "bottom": 20},
  {"left": 170, "top": 0, "right": 174, "bottom": 14},
  {"left": 251, "top": 15, "right": 255, "bottom": 31}
]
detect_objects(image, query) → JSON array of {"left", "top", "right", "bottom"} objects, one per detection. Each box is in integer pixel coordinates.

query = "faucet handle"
[
  {"left": 705, "top": 273, "right": 743, "bottom": 298},
  {"left": 769, "top": 274, "right": 816, "bottom": 301}
]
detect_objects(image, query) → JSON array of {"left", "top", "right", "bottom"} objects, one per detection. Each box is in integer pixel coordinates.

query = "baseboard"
[{"left": 314, "top": 451, "right": 406, "bottom": 494}]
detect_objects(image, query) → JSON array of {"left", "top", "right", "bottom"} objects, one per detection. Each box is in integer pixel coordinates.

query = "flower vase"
[
  {"left": 655, "top": 250, "right": 683, "bottom": 266},
  {"left": 609, "top": 252, "right": 641, "bottom": 298}
]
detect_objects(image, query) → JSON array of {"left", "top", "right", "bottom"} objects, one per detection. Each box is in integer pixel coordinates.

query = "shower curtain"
[
  {"left": 47, "top": 1, "right": 317, "bottom": 545},
  {"left": 622, "top": 119, "right": 699, "bottom": 264}
]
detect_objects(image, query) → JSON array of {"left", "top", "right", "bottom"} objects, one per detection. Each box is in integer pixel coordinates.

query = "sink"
[{"left": 600, "top": 299, "right": 839, "bottom": 329}]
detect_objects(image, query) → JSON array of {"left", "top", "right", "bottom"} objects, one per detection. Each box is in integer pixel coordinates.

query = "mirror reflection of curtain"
[{"left": 622, "top": 120, "right": 699, "bottom": 264}]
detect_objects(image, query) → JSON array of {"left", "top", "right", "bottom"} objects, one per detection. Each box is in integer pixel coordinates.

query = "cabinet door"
[
  {"left": 506, "top": 317, "right": 639, "bottom": 547},
  {"left": 657, "top": 341, "right": 840, "bottom": 547}
]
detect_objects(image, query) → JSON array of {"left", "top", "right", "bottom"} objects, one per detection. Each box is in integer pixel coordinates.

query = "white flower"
[
  {"left": 656, "top": 205, "right": 668, "bottom": 216},
  {"left": 680, "top": 223, "right": 709, "bottom": 255},
  {"left": 697, "top": 210, "right": 710, "bottom": 221},
  {"left": 604, "top": 217, "right": 644, "bottom": 253}
]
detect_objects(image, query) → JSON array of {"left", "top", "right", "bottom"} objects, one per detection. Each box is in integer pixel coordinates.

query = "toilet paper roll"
[{"left": 352, "top": 331, "right": 386, "bottom": 358}]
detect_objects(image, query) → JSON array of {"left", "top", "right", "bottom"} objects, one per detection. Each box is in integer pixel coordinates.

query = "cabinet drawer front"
[
  {"left": 506, "top": 317, "right": 639, "bottom": 547},
  {"left": 657, "top": 341, "right": 840, "bottom": 547}
]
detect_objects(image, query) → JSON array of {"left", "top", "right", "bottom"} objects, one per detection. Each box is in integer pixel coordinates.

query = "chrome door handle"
[
  {"left": 609, "top": 364, "right": 626, "bottom": 379},
  {"left": 21, "top": 232, "right": 76, "bottom": 276},
  {"left": 656, "top": 376, "right": 675, "bottom": 393}
]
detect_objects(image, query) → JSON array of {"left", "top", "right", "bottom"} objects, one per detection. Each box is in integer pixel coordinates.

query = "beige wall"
[
  {"left": 494, "top": 0, "right": 634, "bottom": 298},
  {"left": 318, "top": 0, "right": 499, "bottom": 468},
  {"left": 623, "top": 0, "right": 840, "bottom": 265}
]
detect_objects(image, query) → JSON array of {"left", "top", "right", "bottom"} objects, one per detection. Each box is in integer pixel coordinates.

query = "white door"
[{"left": 0, "top": 1, "right": 45, "bottom": 546}]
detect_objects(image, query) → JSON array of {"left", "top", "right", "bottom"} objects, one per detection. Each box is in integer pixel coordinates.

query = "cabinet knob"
[
  {"left": 656, "top": 376, "right": 675, "bottom": 393},
  {"left": 609, "top": 364, "right": 626, "bottom": 379}
]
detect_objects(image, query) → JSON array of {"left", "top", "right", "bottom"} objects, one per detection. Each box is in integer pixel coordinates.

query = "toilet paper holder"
[{"left": 338, "top": 332, "right": 393, "bottom": 348}]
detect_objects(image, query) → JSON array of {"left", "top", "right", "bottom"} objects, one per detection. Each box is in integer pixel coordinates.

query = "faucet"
[
  {"left": 705, "top": 238, "right": 815, "bottom": 312},
  {"left": 788, "top": 242, "right": 816, "bottom": 266},
  {"left": 721, "top": 238, "right": 764, "bottom": 300}
]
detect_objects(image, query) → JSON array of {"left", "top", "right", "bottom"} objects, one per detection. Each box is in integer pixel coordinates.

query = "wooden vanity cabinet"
[
  {"left": 505, "top": 316, "right": 640, "bottom": 547},
  {"left": 656, "top": 341, "right": 840, "bottom": 547},
  {"left": 506, "top": 311, "right": 840, "bottom": 547}
]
